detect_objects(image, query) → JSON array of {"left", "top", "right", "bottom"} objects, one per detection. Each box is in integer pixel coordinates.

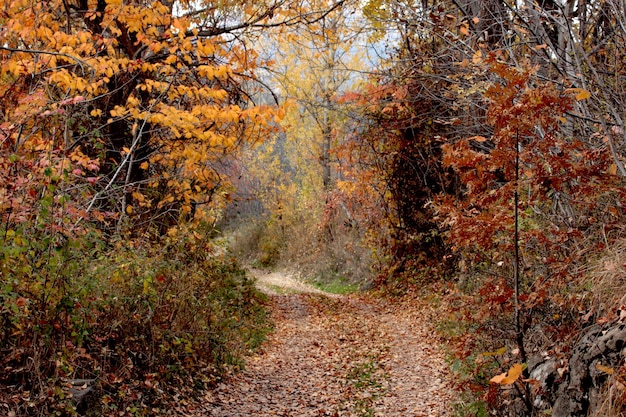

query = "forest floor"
[{"left": 201, "top": 269, "right": 456, "bottom": 416}]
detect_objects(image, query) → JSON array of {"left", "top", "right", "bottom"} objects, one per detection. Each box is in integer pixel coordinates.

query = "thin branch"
[
  {"left": 75, "top": 72, "right": 178, "bottom": 228},
  {"left": 0, "top": 46, "right": 95, "bottom": 76},
  {"left": 191, "top": 1, "right": 346, "bottom": 37}
]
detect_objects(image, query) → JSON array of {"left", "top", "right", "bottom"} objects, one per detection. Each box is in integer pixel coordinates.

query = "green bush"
[{"left": 0, "top": 223, "right": 270, "bottom": 416}]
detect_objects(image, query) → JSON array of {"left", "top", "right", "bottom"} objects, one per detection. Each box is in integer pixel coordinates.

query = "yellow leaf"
[
  {"left": 490, "top": 371, "right": 507, "bottom": 384},
  {"left": 597, "top": 363, "right": 615, "bottom": 375},
  {"left": 132, "top": 192, "right": 145, "bottom": 202},
  {"left": 472, "top": 49, "right": 483, "bottom": 65},
  {"left": 126, "top": 205, "right": 133, "bottom": 214},
  {"left": 490, "top": 363, "right": 523, "bottom": 385},
  {"left": 90, "top": 109, "right": 103, "bottom": 117},
  {"left": 482, "top": 347, "right": 507, "bottom": 357},
  {"left": 567, "top": 88, "right": 591, "bottom": 101},
  {"left": 140, "top": 161, "right": 149, "bottom": 170},
  {"left": 576, "top": 89, "right": 591, "bottom": 100}
]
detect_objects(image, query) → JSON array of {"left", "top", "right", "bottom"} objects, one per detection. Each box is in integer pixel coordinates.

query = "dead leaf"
[
  {"left": 580, "top": 308, "right": 594, "bottom": 323},
  {"left": 596, "top": 363, "right": 614, "bottom": 375},
  {"left": 490, "top": 363, "right": 523, "bottom": 385},
  {"left": 575, "top": 89, "right": 591, "bottom": 100},
  {"left": 482, "top": 347, "right": 506, "bottom": 357},
  {"left": 472, "top": 50, "right": 482, "bottom": 65}
]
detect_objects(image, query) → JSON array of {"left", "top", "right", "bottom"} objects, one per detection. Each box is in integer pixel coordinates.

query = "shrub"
[{"left": 0, "top": 223, "right": 270, "bottom": 416}]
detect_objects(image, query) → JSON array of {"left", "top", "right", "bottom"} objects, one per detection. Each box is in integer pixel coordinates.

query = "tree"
[
  {"left": 222, "top": 1, "right": 378, "bottom": 275},
  {"left": 0, "top": 0, "right": 345, "bottom": 236},
  {"left": 349, "top": 0, "right": 626, "bottom": 414}
]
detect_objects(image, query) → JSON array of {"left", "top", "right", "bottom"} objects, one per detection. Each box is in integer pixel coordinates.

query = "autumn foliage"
[
  {"left": 0, "top": 0, "right": 286, "bottom": 235},
  {"left": 339, "top": 1, "right": 626, "bottom": 414},
  {"left": 0, "top": 0, "right": 345, "bottom": 415},
  {"left": 4, "top": 0, "right": 626, "bottom": 415}
]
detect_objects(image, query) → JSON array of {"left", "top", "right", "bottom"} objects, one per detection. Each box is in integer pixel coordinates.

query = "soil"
[{"left": 203, "top": 269, "right": 456, "bottom": 416}]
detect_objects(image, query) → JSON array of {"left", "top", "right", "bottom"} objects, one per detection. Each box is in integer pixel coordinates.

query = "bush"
[
  {"left": 224, "top": 191, "right": 374, "bottom": 290},
  {"left": 0, "top": 223, "right": 270, "bottom": 416}
]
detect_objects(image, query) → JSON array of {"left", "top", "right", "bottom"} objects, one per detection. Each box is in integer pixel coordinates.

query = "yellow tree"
[
  {"left": 247, "top": 0, "right": 371, "bottom": 219},
  {"left": 0, "top": 0, "right": 344, "bottom": 235},
  {"left": 228, "top": 0, "right": 377, "bottom": 273},
  {"left": 268, "top": 0, "right": 368, "bottom": 192}
]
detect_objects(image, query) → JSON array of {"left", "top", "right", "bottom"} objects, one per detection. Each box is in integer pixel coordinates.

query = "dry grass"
[
  {"left": 586, "top": 238, "right": 626, "bottom": 320},
  {"left": 591, "top": 373, "right": 626, "bottom": 417},
  {"left": 584, "top": 237, "right": 626, "bottom": 416}
]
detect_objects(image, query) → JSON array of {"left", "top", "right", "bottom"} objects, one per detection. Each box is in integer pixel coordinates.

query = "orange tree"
[
  {"left": 435, "top": 56, "right": 626, "bottom": 414},
  {"left": 335, "top": 0, "right": 469, "bottom": 281},
  {"left": 0, "top": 0, "right": 347, "bottom": 235}
]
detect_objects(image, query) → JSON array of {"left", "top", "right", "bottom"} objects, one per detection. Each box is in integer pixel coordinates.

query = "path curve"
[
  {"left": 250, "top": 268, "right": 336, "bottom": 297},
  {"left": 204, "top": 270, "right": 455, "bottom": 416}
]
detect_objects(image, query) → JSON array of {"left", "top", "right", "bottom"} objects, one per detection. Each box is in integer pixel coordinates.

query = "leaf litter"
[{"left": 201, "top": 270, "right": 455, "bottom": 416}]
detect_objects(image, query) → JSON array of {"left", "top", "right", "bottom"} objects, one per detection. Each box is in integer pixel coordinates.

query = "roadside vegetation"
[
  {"left": 0, "top": 221, "right": 270, "bottom": 415},
  {"left": 3, "top": 0, "right": 626, "bottom": 415}
]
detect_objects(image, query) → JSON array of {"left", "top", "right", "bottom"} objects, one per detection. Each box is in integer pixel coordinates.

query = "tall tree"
[
  {"left": 0, "top": 0, "right": 345, "bottom": 235},
  {"left": 265, "top": 0, "right": 368, "bottom": 192}
]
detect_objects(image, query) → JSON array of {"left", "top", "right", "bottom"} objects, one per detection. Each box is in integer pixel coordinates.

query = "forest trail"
[{"left": 204, "top": 270, "right": 455, "bottom": 416}]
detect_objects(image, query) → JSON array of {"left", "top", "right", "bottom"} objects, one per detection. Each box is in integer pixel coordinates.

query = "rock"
[
  {"left": 63, "top": 378, "right": 98, "bottom": 413},
  {"left": 528, "top": 358, "right": 558, "bottom": 409},
  {"left": 524, "top": 323, "right": 626, "bottom": 416}
]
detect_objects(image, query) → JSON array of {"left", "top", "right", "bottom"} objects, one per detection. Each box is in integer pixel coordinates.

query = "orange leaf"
[
  {"left": 575, "top": 89, "right": 591, "bottom": 100},
  {"left": 490, "top": 363, "right": 523, "bottom": 385},
  {"left": 469, "top": 135, "right": 488, "bottom": 142},
  {"left": 472, "top": 50, "right": 482, "bottom": 64},
  {"left": 608, "top": 164, "right": 617, "bottom": 176},
  {"left": 596, "top": 363, "right": 614, "bottom": 375}
]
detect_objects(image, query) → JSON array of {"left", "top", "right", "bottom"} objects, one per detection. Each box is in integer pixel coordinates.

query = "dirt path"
[
  {"left": 250, "top": 268, "right": 336, "bottom": 297},
  {"left": 204, "top": 270, "right": 455, "bottom": 416}
]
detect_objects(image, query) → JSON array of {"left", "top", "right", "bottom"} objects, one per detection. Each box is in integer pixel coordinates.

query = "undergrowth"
[
  {"left": 225, "top": 205, "right": 374, "bottom": 290},
  {"left": 0, "top": 222, "right": 270, "bottom": 416}
]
